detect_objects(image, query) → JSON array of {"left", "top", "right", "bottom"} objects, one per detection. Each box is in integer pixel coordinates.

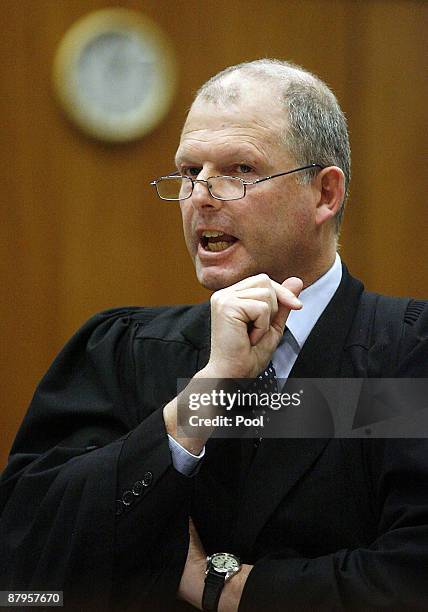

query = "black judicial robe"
[{"left": 1, "top": 266, "right": 428, "bottom": 611}]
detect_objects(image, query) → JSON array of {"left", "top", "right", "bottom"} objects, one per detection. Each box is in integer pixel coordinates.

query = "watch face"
[{"left": 211, "top": 553, "right": 240, "bottom": 572}]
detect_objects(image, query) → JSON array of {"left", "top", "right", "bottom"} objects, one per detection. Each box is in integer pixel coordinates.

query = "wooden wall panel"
[
  {"left": 340, "top": 0, "right": 427, "bottom": 295},
  {"left": 1, "top": 0, "right": 426, "bottom": 468}
]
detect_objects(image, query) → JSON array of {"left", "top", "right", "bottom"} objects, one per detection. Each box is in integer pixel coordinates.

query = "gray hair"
[{"left": 195, "top": 59, "right": 351, "bottom": 232}]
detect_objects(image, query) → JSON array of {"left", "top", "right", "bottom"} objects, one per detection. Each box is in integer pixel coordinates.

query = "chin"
[
  {"left": 197, "top": 274, "right": 231, "bottom": 291},
  {"left": 196, "top": 264, "right": 251, "bottom": 291}
]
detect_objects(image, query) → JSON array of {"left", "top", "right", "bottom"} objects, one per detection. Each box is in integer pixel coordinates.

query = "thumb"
[{"left": 282, "top": 276, "right": 304, "bottom": 297}]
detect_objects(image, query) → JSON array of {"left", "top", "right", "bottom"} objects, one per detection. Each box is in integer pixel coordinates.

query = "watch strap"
[{"left": 202, "top": 569, "right": 225, "bottom": 612}]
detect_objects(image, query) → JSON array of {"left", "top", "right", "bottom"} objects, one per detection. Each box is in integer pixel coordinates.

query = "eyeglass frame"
[{"left": 150, "top": 163, "right": 325, "bottom": 201}]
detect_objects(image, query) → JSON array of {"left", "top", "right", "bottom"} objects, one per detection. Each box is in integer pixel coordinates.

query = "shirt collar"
[{"left": 284, "top": 253, "right": 342, "bottom": 349}]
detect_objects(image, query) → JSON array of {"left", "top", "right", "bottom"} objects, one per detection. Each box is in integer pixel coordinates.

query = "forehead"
[{"left": 176, "top": 93, "right": 289, "bottom": 165}]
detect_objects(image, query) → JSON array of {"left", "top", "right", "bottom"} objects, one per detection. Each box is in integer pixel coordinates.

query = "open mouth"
[{"left": 200, "top": 230, "right": 238, "bottom": 252}]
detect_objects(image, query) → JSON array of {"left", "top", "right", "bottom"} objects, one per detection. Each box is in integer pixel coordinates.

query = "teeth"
[
  {"left": 202, "top": 230, "right": 225, "bottom": 238},
  {"left": 207, "top": 241, "right": 230, "bottom": 252}
]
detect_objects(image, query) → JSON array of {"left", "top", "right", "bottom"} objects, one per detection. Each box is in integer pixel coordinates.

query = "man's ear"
[{"left": 315, "top": 166, "right": 345, "bottom": 227}]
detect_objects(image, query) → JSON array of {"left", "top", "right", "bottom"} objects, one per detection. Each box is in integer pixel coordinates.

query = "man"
[{"left": 1, "top": 59, "right": 427, "bottom": 611}]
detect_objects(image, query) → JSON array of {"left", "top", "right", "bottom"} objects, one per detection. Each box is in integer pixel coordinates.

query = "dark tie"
[
  {"left": 252, "top": 360, "right": 278, "bottom": 441},
  {"left": 239, "top": 360, "right": 278, "bottom": 470},
  {"left": 253, "top": 360, "right": 278, "bottom": 395}
]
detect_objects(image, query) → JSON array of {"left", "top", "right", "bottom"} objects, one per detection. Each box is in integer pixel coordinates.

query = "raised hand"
[{"left": 206, "top": 274, "right": 303, "bottom": 378}]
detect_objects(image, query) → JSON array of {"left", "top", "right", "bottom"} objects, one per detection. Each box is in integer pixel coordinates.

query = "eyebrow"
[{"left": 174, "top": 147, "right": 261, "bottom": 169}]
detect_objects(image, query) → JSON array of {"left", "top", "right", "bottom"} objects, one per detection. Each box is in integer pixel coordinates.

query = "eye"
[
  {"left": 181, "top": 166, "right": 201, "bottom": 177},
  {"left": 235, "top": 164, "right": 254, "bottom": 175}
]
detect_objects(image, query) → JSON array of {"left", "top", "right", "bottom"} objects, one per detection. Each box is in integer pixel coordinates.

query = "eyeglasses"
[{"left": 150, "top": 164, "right": 324, "bottom": 202}]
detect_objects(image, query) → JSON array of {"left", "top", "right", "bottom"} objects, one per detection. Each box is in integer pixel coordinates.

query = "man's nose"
[{"left": 190, "top": 179, "right": 222, "bottom": 210}]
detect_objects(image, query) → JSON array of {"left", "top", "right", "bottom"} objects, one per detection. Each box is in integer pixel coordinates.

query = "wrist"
[
  {"left": 202, "top": 553, "right": 250, "bottom": 612},
  {"left": 218, "top": 564, "right": 252, "bottom": 612},
  {"left": 198, "top": 361, "right": 252, "bottom": 380},
  {"left": 196, "top": 363, "right": 233, "bottom": 379},
  {"left": 178, "top": 556, "right": 206, "bottom": 610}
]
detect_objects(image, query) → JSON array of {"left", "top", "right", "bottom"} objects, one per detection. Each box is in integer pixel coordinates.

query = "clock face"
[
  {"left": 77, "top": 31, "right": 156, "bottom": 114},
  {"left": 53, "top": 9, "right": 177, "bottom": 142}
]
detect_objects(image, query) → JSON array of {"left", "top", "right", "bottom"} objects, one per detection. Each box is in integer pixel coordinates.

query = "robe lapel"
[
  {"left": 231, "top": 266, "right": 364, "bottom": 557},
  {"left": 180, "top": 302, "right": 211, "bottom": 369}
]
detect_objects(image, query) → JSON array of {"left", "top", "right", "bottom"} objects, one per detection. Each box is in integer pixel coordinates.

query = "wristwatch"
[{"left": 202, "top": 552, "right": 242, "bottom": 611}]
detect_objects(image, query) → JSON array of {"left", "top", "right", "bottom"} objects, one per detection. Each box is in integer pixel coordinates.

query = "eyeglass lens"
[{"left": 156, "top": 176, "right": 245, "bottom": 200}]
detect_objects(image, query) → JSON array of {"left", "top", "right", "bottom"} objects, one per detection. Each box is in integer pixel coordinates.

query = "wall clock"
[{"left": 53, "top": 8, "right": 177, "bottom": 142}]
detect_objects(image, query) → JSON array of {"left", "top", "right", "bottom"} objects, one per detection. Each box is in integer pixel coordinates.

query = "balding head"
[{"left": 193, "top": 59, "right": 351, "bottom": 232}]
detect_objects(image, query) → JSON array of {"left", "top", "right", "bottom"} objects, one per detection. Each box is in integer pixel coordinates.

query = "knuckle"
[
  {"left": 259, "top": 302, "right": 270, "bottom": 315},
  {"left": 256, "top": 273, "right": 270, "bottom": 285},
  {"left": 211, "top": 291, "right": 232, "bottom": 310},
  {"left": 211, "top": 290, "right": 224, "bottom": 305},
  {"left": 257, "top": 288, "right": 270, "bottom": 300}
]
